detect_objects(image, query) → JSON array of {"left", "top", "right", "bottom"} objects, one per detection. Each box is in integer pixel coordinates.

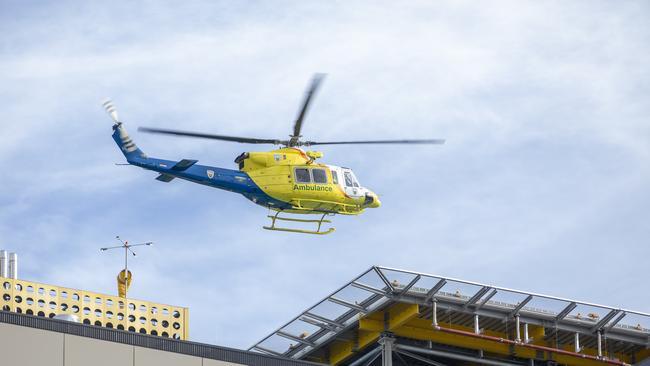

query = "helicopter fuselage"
[{"left": 112, "top": 123, "right": 380, "bottom": 215}]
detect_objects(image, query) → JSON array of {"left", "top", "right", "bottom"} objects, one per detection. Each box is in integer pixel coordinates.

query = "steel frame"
[{"left": 249, "top": 266, "right": 650, "bottom": 362}]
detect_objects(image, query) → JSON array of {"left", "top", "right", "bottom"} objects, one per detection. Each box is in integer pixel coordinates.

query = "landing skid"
[{"left": 263, "top": 212, "right": 335, "bottom": 235}]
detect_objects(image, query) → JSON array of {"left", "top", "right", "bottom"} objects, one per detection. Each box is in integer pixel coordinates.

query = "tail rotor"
[{"left": 102, "top": 98, "right": 120, "bottom": 124}]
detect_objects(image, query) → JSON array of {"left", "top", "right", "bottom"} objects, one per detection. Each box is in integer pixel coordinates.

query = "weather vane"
[{"left": 100, "top": 236, "right": 153, "bottom": 298}]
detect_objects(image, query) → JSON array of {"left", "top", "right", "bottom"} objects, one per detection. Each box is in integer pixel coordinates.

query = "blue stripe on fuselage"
[{"left": 126, "top": 156, "right": 292, "bottom": 210}]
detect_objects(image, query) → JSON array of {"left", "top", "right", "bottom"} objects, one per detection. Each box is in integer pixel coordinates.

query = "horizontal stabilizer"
[
  {"left": 171, "top": 159, "right": 198, "bottom": 171},
  {"left": 156, "top": 173, "right": 176, "bottom": 183}
]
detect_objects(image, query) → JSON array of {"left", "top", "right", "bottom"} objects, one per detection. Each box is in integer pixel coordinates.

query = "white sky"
[{"left": 1, "top": 0, "right": 648, "bottom": 347}]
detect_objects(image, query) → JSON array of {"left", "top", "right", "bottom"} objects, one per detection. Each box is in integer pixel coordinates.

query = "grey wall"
[{"left": 0, "top": 323, "right": 243, "bottom": 366}]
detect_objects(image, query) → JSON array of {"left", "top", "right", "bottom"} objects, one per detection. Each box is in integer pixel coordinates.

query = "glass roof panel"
[
  {"left": 484, "top": 289, "right": 530, "bottom": 309},
  {"left": 334, "top": 284, "right": 379, "bottom": 305},
  {"left": 437, "top": 279, "right": 484, "bottom": 302},
  {"left": 257, "top": 334, "right": 295, "bottom": 354},
  {"left": 619, "top": 313, "right": 650, "bottom": 333},
  {"left": 309, "top": 299, "right": 355, "bottom": 320},
  {"left": 356, "top": 269, "right": 389, "bottom": 290},
  {"left": 567, "top": 304, "right": 614, "bottom": 322},
  {"left": 281, "top": 318, "right": 322, "bottom": 338},
  {"left": 405, "top": 274, "right": 445, "bottom": 296},
  {"left": 377, "top": 268, "right": 421, "bottom": 289},
  {"left": 523, "top": 296, "right": 572, "bottom": 316}
]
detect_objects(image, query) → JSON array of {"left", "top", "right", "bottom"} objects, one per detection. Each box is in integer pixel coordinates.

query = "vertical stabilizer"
[{"left": 103, "top": 98, "right": 148, "bottom": 162}]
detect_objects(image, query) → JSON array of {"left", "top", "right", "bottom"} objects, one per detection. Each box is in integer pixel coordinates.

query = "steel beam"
[
  {"left": 303, "top": 312, "right": 345, "bottom": 329},
  {"left": 604, "top": 312, "right": 627, "bottom": 332},
  {"left": 398, "top": 275, "right": 421, "bottom": 295},
  {"left": 252, "top": 345, "right": 283, "bottom": 356},
  {"left": 299, "top": 316, "right": 338, "bottom": 332},
  {"left": 379, "top": 334, "right": 395, "bottom": 366},
  {"left": 329, "top": 296, "right": 368, "bottom": 313},
  {"left": 556, "top": 302, "right": 577, "bottom": 321},
  {"left": 477, "top": 289, "right": 498, "bottom": 310},
  {"left": 395, "top": 349, "right": 448, "bottom": 366},
  {"left": 352, "top": 281, "right": 390, "bottom": 296},
  {"left": 391, "top": 294, "right": 648, "bottom": 346},
  {"left": 425, "top": 279, "right": 447, "bottom": 303},
  {"left": 277, "top": 330, "right": 316, "bottom": 347},
  {"left": 464, "top": 286, "right": 492, "bottom": 309},
  {"left": 591, "top": 310, "right": 621, "bottom": 333},
  {"left": 509, "top": 295, "right": 533, "bottom": 317},
  {"left": 347, "top": 347, "right": 382, "bottom": 366},
  {"left": 374, "top": 267, "right": 395, "bottom": 292},
  {"left": 394, "top": 344, "right": 525, "bottom": 366}
]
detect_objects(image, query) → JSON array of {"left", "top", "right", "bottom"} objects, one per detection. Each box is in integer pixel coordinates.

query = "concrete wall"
[{"left": 0, "top": 323, "right": 244, "bottom": 366}]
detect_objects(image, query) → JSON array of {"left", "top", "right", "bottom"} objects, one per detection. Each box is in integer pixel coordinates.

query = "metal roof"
[
  {"left": 249, "top": 266, "right": 650, "bottom": 360},
  {"left": 0, "top": 311, "right": 323, "bottom": 366}
]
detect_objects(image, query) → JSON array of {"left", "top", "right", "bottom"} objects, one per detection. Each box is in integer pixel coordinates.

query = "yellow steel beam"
[
  {"left": 392, "top": 318, "right": 631, "bottom": 366},
  {"left": 388, "top": 303, "right": 419, "bottom": 330},
  {"left": 526, "top": 324, "right": 545, "bottom": 344},
  {"left": 329, "top": 340, "right": 354, "bottom": 366},
  {"left": 327, "top": 303, "right": 638, "bottom": 366},
  {"left": 635, "top": 349, "right": 650, "bottom": 364},
  {"left": 328, "top": 303, "right": 419, "bottom": 365}
]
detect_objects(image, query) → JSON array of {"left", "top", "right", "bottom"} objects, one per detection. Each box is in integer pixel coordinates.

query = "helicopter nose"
[{"left": 364, "top": 192, "right": 381, "bottom": 208}]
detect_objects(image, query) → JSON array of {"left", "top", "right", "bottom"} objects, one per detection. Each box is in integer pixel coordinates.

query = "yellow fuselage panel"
[
  {"left": 242, "top": 149, "right": 366, "bottom": 214},
  {"left": 240, "top": 148, "right": 311, "bottom": 171}
]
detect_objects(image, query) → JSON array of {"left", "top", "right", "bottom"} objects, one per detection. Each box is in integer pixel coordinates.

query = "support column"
[
  {"left": 597, "top": 331, "right": 603, "bottom": 358},
  {"left": 574, "top": 333, "right": 580, "bottom": 353},
  {"left": 379, "top": 334, "right": 396, "bottom": 366},
  {"left": 474, "top": 314, "right": 480, "bottom": 334},
  {"left": 432, "top": 300, "right": 438, "bottom": 327},
  {"left": 515, "top": 315, "right": 521, "bottom": 343},
  {"left": 523, "top": 323, "right": 529, "bottom": 343}
]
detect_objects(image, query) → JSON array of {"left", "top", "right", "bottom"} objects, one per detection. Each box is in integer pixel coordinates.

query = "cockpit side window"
[
  {"left": 344, "top": 171, "right": 355, "bottom": 187},
  {"left": 312, "top": 169, "right": 327, "bottom": 184},
  {"left": 331, "top": 170, "right": 339, "bottom": 185},
  {"left": 295, "top": 168, "right": 311, "bottom": 183}
]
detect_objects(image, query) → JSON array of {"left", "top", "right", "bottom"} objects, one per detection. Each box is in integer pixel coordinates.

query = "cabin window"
[
  {"left": 312, "top": 169, "right": 327, "bottom": 184},
  {"left": 331, "top": 170, "right": 339, "bottom": 185},
  {"left": 344, "top": 171, "right": 355, "bottom": 187},
  {"left": 295, "top": 168, "right": 311, "bottom": 183}
]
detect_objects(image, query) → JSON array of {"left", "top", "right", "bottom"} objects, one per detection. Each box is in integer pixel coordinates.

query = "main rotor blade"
[
  {"left": 304, "top": 139, "right": 445, "bottom": 146},
  {"left": 138, "top": 127, "right": 282, "bottom": 145},
  {"left": 292, "top": 73, "right": 326, "bottom": 141}
]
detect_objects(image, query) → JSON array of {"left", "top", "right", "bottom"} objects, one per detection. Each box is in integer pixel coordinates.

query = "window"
[
  {"left": 295, "top": 168, "right": 311, "bottom": 183},
  {"left": 331, "top": 170, "right": 338, "bottom": 184},
  {"left": 344, "top": 172, "right": 355, "bottom": 187},
  {"left": 312, "top": 169, "right": 327, "bottom": 184}
]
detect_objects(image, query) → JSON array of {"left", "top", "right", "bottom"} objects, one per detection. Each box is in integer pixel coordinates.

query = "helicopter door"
[{"left": 342, "top": 169, "right": 362, "bottom": 198}]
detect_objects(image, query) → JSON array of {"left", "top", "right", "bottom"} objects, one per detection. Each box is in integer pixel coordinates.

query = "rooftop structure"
[
  {"left": 1, "top": 275, "right": 188, "bottom": 340},
  {"left": 0, "top": 311, "right": 322, "bottom": 366},
  {"left": 250, "top": 266, "right": 650, "bottom": 366}
]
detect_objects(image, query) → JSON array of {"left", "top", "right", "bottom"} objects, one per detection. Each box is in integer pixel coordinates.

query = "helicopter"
[{"left": 103, "top": 74, "right": 444, "bottom": 235}]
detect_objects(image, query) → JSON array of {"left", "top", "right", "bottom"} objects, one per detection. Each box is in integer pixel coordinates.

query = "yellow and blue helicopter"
[{"left": 104, "top": 75, "right": 444, "bottom": 234}]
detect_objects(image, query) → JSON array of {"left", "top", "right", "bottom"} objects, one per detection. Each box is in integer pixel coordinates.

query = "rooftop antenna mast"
[{"left": 100, "top": 236, "right": 153, "bottom": 298}]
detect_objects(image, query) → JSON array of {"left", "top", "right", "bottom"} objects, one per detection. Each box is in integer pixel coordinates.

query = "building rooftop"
[
  {"left": 0, "top": 310, "right": 322, "bottom": 366},
  {"left": 249, "top": 266, "right": 650, "bottom": 366}
]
